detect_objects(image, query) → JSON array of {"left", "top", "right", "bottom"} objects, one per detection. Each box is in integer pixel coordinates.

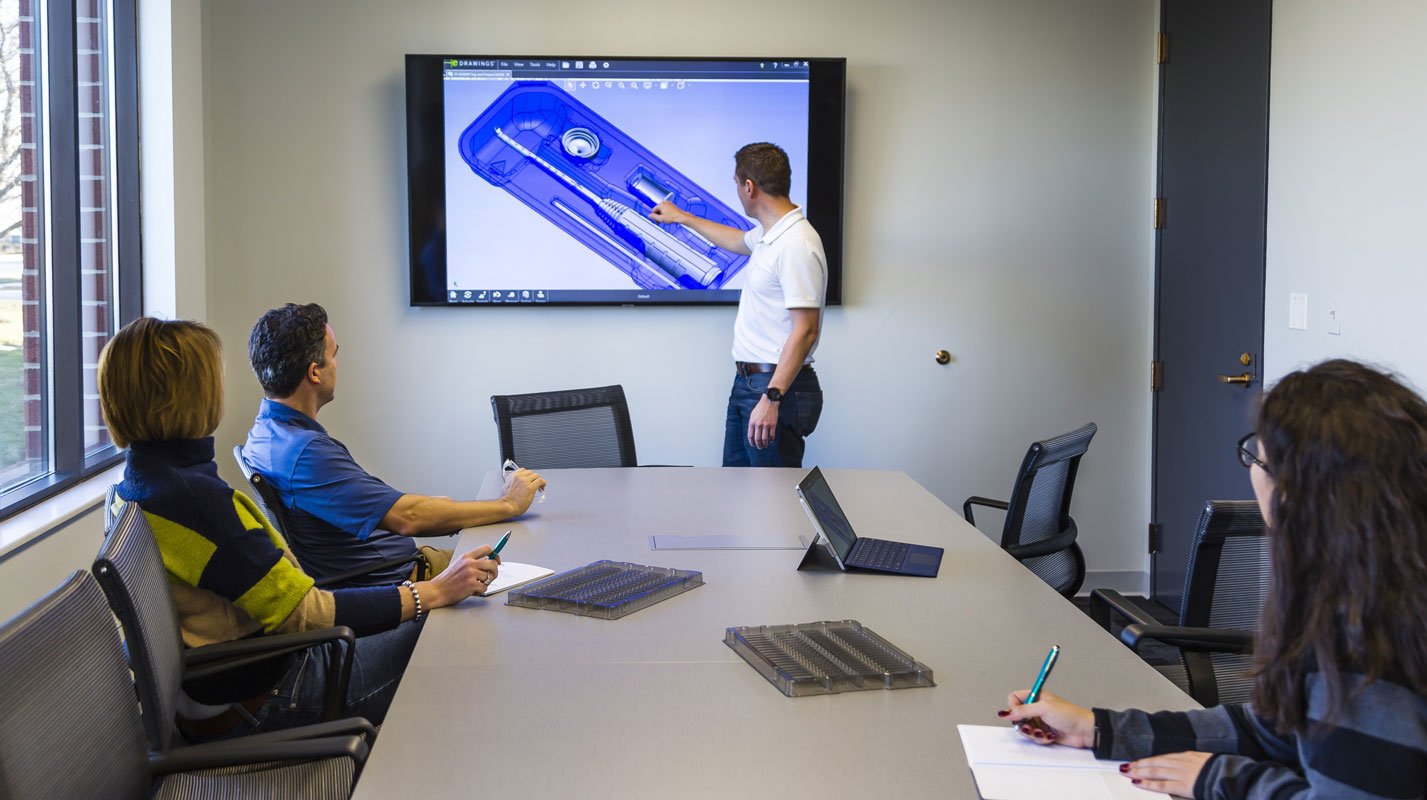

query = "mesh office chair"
[
  {"left": 1091, "top": 500, "right": 1269, "bottom": 705},
  {"left": 233, "top": 445, "right": 427, "bottom": 587},
  {"left": 490, "top": 385, "right": 638, "bottom": 469},
  {"left": 93, "top": 501, "right": 371, "bottom": 752},
  {"left": 0, "top": 571, "right": 368, "bottom": 800},
  {"left": 963, "top": 422, "right": 1097, "bottom": 598}
]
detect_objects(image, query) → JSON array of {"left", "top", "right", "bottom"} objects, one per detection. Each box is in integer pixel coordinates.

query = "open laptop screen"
[{"left": 797, "top": 468, "right": 858, "bottom": 562}]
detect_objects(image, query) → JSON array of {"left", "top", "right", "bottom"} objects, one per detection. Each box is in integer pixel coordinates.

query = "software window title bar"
[{"left": 442, "top": 58, "right": 811, "bottom": 80}]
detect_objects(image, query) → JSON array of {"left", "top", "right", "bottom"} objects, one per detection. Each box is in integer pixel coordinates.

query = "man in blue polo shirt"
[{"left": 242, "top": 303, "right": 546, "bottom": 587}]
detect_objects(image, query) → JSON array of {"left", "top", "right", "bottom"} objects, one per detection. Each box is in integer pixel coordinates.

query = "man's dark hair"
[
  {"left": 734, "top": 142, "right": 792, "bottom": 199},
  {"left": 248, "top": 303, "right": 329, "bottom": 398}
]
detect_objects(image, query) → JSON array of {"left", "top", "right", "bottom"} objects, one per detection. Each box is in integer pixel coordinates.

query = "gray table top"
[{"left": 353, "top": 468, "right": 1197, "bottom": 799}]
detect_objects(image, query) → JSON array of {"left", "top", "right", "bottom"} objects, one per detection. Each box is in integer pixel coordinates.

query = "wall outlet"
[
  {"left": 1289, "top": 293, "right": 1308, "bottom": 330},
  {"left": 1328, "top": 308, "right": 1342, "bottom": 335}
]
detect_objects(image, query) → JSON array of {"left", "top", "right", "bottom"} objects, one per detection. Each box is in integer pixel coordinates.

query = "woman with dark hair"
[{"left": 1001, "top": 359, "right": 1427, "bottom": 798}]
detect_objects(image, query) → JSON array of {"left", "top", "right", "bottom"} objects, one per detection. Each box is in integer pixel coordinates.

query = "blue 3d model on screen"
[{"left": 458, "top": 81, "right": 753, "bottom": 290}]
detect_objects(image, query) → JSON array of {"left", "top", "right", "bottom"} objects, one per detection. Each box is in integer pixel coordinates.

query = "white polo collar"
[{"left": 756, "top": 206, "right": 806, "bottom": 245}]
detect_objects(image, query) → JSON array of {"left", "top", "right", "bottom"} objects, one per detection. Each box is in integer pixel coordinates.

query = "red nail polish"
[
  {"left": 1119, "top": 764, "right": 1129, "bottom": 773},
  {"left": 997, "top": 709, "right": 1011, "bottom": 718},
  {"left": 1132, "top": 779, "right": 1141, "bottom": 785}
]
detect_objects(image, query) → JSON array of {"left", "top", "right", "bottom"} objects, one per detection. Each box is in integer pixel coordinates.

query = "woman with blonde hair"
[
  {"left": 101, "top": 317, "right": 499, "bottom": 739},
  {"left": 1001, "top": 359, "right": 1427, "bottom": 798}
]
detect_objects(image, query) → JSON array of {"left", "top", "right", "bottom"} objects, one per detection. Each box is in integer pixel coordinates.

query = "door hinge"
[
  {"left": 1148, "top": 522, "right": 1162, "bottom": 555},
  {"left": 1156, "top": 32, "right": 1170, "bottom": 64},
  {"left": 1153, "top": 197, "right": 1166, "bottom": 229},
  {"left": 1151, "top": 360, "right": 1163, "bottom": 392}
]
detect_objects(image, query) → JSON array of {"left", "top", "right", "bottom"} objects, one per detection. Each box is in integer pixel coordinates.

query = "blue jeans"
[
  {"left": 200, "top": 619, "right": 423, "bottom": 741},
  {"left": 723, "top": 367, "right": 823, "bottom": 467}
]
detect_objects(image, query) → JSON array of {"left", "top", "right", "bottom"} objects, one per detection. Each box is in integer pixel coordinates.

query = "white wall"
[
  {"left": 1264, "top": 0, "right": 1427, "bottom": 389},
  {"left": 201, "top": 0, "right": 1158, "bottom": 581},
  {"left": 139, "top": 0, "right": 207, "bottom": 320},
  {"left": 0, "top": 507, "right": 102, "bottom": 620}
]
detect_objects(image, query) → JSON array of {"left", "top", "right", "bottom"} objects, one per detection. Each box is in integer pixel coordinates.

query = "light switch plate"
[
  {"left": 1328, "top": 308, "right": 1342, "bottom": 335},
  {"left": 1289, "top": 293, "right": 1308, "bottom": 330}
]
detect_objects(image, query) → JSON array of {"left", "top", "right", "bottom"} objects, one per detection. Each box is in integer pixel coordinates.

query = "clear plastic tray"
[
  {"left": 725, "top": 620, "right": 936, "bottom": 697},
  {"left": 506, "top": 560, "right": 703, "bottom": 619}
]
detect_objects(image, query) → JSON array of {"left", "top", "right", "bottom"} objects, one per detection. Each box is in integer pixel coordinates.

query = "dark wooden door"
[{"left": 1151, "top": 0, "right": 1272, "bottom": 610}]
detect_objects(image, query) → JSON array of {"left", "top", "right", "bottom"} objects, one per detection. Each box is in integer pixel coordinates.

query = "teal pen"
[
  {"left": 1025, "top": 644, "right": 1061, "bottom": 705},
  {"left": 1016, "top": 638, "right": 1061, "bottom": 727},
  {"left": 488, "top": 530, "right": 511, "bottom": 559}
]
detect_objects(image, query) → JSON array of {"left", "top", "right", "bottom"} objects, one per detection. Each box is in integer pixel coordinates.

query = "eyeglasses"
[{"left": 1236, "top": 433, "right": 1270, "bottom": 474}]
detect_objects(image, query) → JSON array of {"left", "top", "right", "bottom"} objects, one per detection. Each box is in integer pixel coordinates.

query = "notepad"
[
  {"left": 484, "top": 561, "right": 556, "bottom": 595},
  {"left": 958, "top": 725, "right": 1170, "bottom": 800}
]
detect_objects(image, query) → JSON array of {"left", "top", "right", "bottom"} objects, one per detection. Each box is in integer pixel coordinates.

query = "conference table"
[{"left": 353, "top": 468, "right": 1198, "bottom": 799}]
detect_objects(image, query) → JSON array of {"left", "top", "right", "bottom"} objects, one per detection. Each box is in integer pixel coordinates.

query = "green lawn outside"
[{"left": 0, "top": 347, "right": 27, "bottom": 469}]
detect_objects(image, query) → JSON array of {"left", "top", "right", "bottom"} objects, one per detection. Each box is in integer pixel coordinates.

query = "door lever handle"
[{"left": 1218, "top": 372, "right": 1254, "bottom": 387}]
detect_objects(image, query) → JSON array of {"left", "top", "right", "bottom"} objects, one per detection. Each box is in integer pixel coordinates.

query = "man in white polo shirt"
[{"left": 649, "top": 142, "right": 826, "bottom": 467}]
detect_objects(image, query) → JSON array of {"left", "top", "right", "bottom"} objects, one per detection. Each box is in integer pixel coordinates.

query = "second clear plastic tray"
[
  {"left": 506, "top": 560, "right": 703, "bottom": 619},
  {"left": 725, "top": 620, "right": 936, "bottom": 697}
]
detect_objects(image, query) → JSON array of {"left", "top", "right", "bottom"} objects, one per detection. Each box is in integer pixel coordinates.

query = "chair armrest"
[
  {"left": 1120, "top": 624, "right": 1255, "bottom": 654},
  {"left": 222, "top": 716, "right": 376, "bottom": 745},
  {"left": 315, "top": 552, "right": 428, "bottom": 589},
  {"left": 962, "top": 496, "right": 1009, "bottom": 526},
  {"left": 185, "top": 626, "right": 354, "bottom": 675},
  {"left": 1088, "top": 589, "right": 1159, "bottom": 632},
  {"left": 186, "top": 626, "right": 356, "bottom": 722},
  {"left": 150, "top": 735, "right": 368, "bottom": 775}
]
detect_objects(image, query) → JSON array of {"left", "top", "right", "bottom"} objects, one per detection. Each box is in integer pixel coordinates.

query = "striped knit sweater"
[
  {"left": 1094, "top": 671, "right": 1427, "bottom": 799},
  {"left": 119, "top": 437, "right": 402, "bottom": 702}
]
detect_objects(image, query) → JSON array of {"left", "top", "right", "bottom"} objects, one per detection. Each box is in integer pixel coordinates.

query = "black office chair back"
[
  {"left": 1178, "top": 500, "right": 1270, "bottom": 704},
  {"left": 0, "top": 571, "right": 150, "bottom": 800},
  {"left": 999, "top": 422, "right": 1097, "bottom": 596},
  {"left": 92, "top": 500, "right": 188, "bottom": 752},
  {"left": 234, "top": 444, "right": 290, "bottom": 536},
  {"left": 490, "top": 384, "right": 638, "bottom": 469}
]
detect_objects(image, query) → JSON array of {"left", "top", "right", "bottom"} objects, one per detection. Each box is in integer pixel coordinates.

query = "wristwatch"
[{"left": 765, "top": 387, "right": 784, "bottom": 403}]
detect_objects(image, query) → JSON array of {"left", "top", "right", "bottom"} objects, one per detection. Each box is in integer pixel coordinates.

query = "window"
[{"left": 0, "top": 0, "right": 138, "bottom": 517}]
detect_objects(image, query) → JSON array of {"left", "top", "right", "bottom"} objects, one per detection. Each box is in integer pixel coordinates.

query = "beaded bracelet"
[{"left": 402, "top": 580, "right": 426, "bottom": 622}]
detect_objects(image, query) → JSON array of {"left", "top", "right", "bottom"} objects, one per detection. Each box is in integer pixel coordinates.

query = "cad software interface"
[{"left": 441, "top": 57, "right": 810, "bottom": 304}]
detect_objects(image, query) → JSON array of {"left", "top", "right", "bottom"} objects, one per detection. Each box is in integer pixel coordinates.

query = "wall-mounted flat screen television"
[{"left": 406, "top": 55, "right": 845, "bottom": 306}]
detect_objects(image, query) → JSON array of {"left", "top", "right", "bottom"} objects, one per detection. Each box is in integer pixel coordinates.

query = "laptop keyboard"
[{"left": 850, "top": 538, "right": 910, "bottom": 570}]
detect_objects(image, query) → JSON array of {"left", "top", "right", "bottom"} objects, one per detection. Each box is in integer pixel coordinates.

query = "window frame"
[{"left": 0, "top": 0, "right": 140, "bottom": 518}]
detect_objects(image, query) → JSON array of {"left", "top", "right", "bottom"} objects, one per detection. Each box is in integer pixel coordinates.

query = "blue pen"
[
  {"left": 1025, "top": 644, "right": 1061, "bottom": 705},
  {"left": 488, "top": 530, "right": 511, "bottom": 559}
]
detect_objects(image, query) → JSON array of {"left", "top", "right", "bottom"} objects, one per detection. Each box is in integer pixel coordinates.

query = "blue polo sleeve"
[{"left": 288, "top": 437, "right": 405, "bottom": 541}]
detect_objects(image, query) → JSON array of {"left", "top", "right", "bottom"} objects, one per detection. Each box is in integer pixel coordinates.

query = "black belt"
[{"left": 735, "top": 361, "right": 777, "bottom": 377}]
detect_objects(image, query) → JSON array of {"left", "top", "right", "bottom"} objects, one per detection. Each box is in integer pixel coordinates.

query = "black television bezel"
[{"left": 405, "top": 54, "right": 846, "bottom": 308}]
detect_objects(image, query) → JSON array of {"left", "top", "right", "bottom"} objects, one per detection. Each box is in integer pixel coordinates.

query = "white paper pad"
[
  {"left": 484, "top": 561, "right": 556, "bottom": 595},
  {"left": 958, "top": 725, "right": 1170, "bottom": 800}
]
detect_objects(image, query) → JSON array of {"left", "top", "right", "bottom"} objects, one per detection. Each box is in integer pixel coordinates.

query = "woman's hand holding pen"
[
  {"left": 427, "top": 544, "right": 501, "bottom": 603},
  {"left": 999, "top": 690, "right": 1096, "bottom": 748}
]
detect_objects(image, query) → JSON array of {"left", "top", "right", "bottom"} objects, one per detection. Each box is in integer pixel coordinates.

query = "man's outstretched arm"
[
  {"left": 381, "top": 469, "right": 546, "bottom": 536},
  {"left": 649, "top": 201, "right": 753, "bottom": 255}
]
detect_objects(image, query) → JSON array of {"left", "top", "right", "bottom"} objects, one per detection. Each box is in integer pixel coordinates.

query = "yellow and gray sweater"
[{"left": 119, "top": 437, "right": 401, "bottom": 703}]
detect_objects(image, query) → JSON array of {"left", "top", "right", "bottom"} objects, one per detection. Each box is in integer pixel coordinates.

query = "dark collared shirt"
[{"left": 242, "top": 399, "right": 412, "bottom": 586}]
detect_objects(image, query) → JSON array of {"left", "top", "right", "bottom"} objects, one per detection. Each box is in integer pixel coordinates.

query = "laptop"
[{"left": 795, "top": 467, "right": 944, "bottom": 577}]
